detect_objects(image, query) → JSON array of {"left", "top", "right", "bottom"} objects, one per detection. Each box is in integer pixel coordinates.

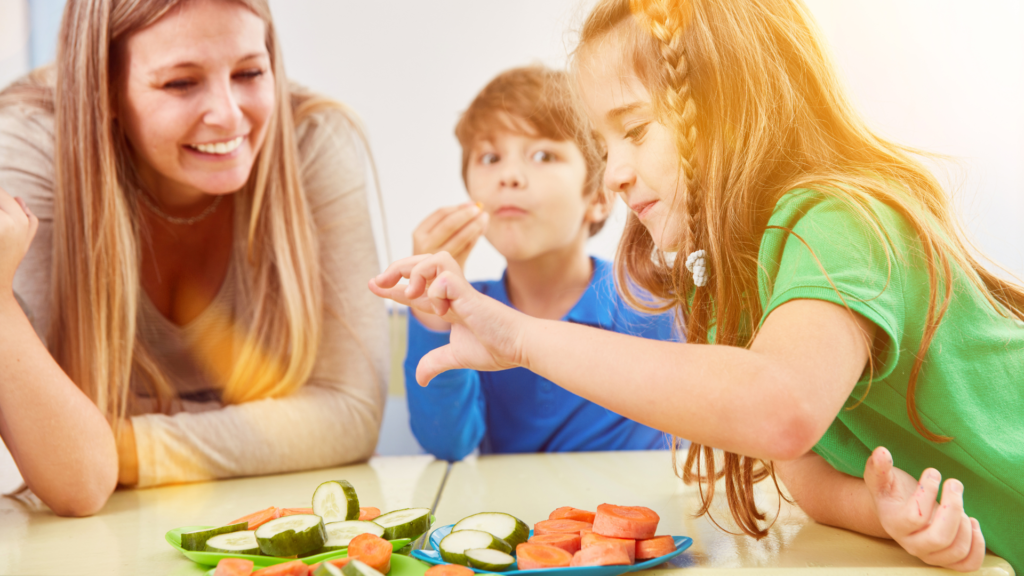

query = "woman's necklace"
[{"left": 138, "top": 191, "right": 224, "bottom": 226}]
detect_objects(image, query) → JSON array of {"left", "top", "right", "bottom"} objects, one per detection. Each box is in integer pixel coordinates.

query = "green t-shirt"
[{"left": 757, "top": 189, "right": 1023, "bottom": 570}]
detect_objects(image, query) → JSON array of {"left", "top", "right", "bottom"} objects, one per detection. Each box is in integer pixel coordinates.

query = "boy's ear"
[{"left": 584, "top": 187, "right": 615, "bottom": 225}]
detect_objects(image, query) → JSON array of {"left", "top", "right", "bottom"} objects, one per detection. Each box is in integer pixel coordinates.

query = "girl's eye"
[
  {"left": 531, "top": 150, "right": 555, "bottom": 162},
  {"left": 480, "top": 152, "right": 499, "bottom": 165},
  {"left": 625, "top": 123, "right": 649, "bottom": 143}
]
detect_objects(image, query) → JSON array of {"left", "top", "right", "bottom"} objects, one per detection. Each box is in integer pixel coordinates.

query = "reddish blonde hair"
[
  {"left": 574, "top": 0, "right": 1024, "bottom": 538},
  {"left": 455, "top": 65, "right": 607, "bottom": 235}
]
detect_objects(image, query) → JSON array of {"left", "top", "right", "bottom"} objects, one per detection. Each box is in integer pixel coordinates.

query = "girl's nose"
[{"left": 604, "top": 153, "right": 636, "bottom": 193}]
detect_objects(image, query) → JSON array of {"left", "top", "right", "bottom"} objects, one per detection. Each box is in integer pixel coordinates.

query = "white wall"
[{"left": 0, "top": 0, "right": 29, "bottom": 90}]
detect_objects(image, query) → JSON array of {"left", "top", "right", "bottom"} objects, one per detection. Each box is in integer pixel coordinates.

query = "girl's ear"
[{"left": 584, "top": 187, "right": 615, "bottom": 226}]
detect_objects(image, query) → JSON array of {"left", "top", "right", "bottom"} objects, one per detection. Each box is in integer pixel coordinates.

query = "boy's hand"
[
  {"left": 0, "top": 186, "right": 39, "bottom": 297},
  {"left": 412, "top": 203, "right": 489, "bottom": 270},
  {"left": 863, "top": 447, "right": 986, "bottom": 571},
  {"left": 369, "top": 252, "right": 527, "bottom": 385}
]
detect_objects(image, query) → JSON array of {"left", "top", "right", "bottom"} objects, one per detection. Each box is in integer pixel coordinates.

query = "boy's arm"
[{"left": 404, "top": 313, "right": 486, "bottom": 461}]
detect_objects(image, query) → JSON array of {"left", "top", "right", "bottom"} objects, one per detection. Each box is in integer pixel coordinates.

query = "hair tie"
[{"left": 685, "top": 250, "right": 707, "bottom": 287}]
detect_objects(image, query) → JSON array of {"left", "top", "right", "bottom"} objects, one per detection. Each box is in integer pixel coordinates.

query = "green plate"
[
  {"left": 203, "top": 553, "right": 431, "bottom": 575},
  {"left": 167, "top": 525, "right": 416, "bottom": 568}
]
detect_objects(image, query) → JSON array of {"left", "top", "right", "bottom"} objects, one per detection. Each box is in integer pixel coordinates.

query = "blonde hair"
[
  {"left": 0, "top": 0, "right": 348, "bottom": 425},
  {"left": 574, "top": 0, "right": 1024, "bottom": 537}
]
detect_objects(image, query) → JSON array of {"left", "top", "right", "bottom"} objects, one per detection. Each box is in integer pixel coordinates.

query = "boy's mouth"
[{"left": 495, "top": 205, "right": 528, "bottom": 217}]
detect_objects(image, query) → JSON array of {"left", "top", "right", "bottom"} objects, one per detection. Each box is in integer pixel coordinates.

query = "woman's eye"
[
  {"left": 480, "top": 153, "right": 499, "bottom": 165},
  {"left": 625, "top": 123, "right": 649, "bottom": 143},
  {"left": 531, "top": 150, "right": 555, "bottom": 162},
  {"left": 235, "top": 69, "right": 265, "bottom": 81},
  {"left": 163, "top": 79, "right": 195, "bottom": 91}
]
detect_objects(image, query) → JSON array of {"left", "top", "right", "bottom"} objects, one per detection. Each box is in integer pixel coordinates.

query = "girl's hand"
[
  {"left": 369, "top": 252, "right": 527, "bottom": 385},
  {"left": 863, "top": 447, "right": 986, "bottom": 571},
  {"left": 412, "top": 203, "right": 489, "bottom": 270},
  {"left": 0, "top": 186, "right": 39, "bottom": 296}
]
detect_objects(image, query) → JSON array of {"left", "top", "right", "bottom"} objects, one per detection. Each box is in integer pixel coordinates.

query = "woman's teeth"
[{"left": 189, "top": 136, "right": 244, "bottom": 155}]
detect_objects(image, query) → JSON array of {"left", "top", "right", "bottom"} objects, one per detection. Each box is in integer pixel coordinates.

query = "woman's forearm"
[{"left": 0, "top": 297, "right": 117, "bottom": 516}]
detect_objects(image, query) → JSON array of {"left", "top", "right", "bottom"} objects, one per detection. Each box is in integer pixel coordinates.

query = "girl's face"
[
  {"left": 578, "top": 42, "right": 685, "bottom": 252},
  {"left": 465, "top": 125, "right": 600, "bottom": 262},
  {"left": 116, "top": 0, "right": 275, "bottom": 205}
]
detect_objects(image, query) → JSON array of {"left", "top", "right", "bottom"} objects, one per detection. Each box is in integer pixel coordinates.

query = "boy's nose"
[{"left": 500, "top": 165, "right": 526, "bottom": 188}]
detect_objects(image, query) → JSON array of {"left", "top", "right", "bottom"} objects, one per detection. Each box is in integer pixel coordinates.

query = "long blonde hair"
[
  {"left": 0, "top": 0, "right": 339, "bottom": 425},
  {"left": 574, "top": 0, "right": 1024, "bottom": 537}
]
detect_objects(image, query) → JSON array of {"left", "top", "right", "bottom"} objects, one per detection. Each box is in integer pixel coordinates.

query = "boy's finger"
[
  {"left": 442, "top": 212, "right": 488, "bottom": 256},
  {"left": 418, "top": 204, "right": 463, "bottom": 233},
  {"left": 429, "top": 203, "right": 483, "bottom": 242},
  {"left": 945, "top": 518, "right": 985, "bottom": 572}
]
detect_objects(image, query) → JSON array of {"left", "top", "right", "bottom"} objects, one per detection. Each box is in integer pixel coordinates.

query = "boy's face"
[{"left": 465, "top": 128, "right": 595, "bottom": 262}]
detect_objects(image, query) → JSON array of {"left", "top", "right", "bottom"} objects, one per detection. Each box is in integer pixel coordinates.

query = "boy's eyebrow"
[{"left": 607, "top": 102, "right": 644, "bottom": 122}]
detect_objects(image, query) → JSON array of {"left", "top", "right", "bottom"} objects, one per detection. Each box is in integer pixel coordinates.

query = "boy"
[{"left": 404, "top": 65, "right": 679, "bottom": 461}]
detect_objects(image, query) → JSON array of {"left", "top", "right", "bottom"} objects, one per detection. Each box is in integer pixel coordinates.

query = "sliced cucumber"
[
  {"left": 439, "top": 529, "right": 512, "bottom": 566},
  {"left": 180, "top": 522, "right": 248, "bottom": 551},
  {"left": 313, "top": 480, "right": 361, "bottom": 523},
  {"left": 255, "top": 514, "right": 326, "bottom": 557},
  {"left": 342, "top": 559, "right": 385, "bottom": 576},
  {"left": 453, "top": 512, "right": 530, "bottom": 549},
  {"left": 373, "top": 507, "right": 432, "bottom": 540},
  {"left": 313, "top": 563, "right": 345, "bottom": 576},
  {"left": 205, "top": 530, "right": 260, "bottom": 555},
  {"left": 466, "top": 548, "right": 516, "bottom": 571},
  {"left": 321, "top": 520, "right": 386, "bottom": 551}
]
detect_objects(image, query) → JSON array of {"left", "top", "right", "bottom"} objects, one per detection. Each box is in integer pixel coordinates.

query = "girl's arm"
[{"left": 371, "top": 252, "right": 874, "bottom": 461}]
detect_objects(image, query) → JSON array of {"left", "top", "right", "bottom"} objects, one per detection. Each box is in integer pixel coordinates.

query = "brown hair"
[
  {"left": 455, "top": 65, "right": 608, "bottom": 235},
  {"left": 574, "top": 0, "right": 1024, "bottom": 537}
]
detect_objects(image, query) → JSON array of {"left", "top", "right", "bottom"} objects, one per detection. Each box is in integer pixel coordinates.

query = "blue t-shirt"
[{"left": 404, "top": 257, "right": 681, "bottom": 461}]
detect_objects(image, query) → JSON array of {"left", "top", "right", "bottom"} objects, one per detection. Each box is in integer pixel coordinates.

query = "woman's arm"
[{"left": 371, "top": 252, "right": 874, "bottom": 462}]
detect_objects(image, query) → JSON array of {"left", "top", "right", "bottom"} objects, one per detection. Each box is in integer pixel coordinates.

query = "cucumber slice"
[
  {"left": 466, "top": 548, "right": 516, "bottom": 571},
  {"left": 321, "top": 520, "right": 386, "bottom": 550},
  {"left": 439, "top": 529, "right": 512, "bottom": 566},
  {"left": 255, "top": 514, "right": 326, "bottom": 557},
  {"left": 180, "top": 522, "right": 248, "bottom": 551},
  {"left": 205, "top": 530, "right": 259, "bottom": 555},
  {"left": 373, "top": 507, "right": 432, "bottom": 541},
  {"left": 313, "top": 480, "right": 361, "bottom": 523},
  {"left": 342, "top": 559, "right": 385, "bottom": 576},
  {"left": 313, "top": 563, "right": 345, "bottom": 576},
  {"left": 453, "top": 512, "right": 530, "bottom": 549}
]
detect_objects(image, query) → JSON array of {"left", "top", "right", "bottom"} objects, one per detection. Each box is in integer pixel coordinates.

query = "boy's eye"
[
  {"left": 625, "top": 123, "right": 649, "bottom": 142},
  {"left": 480, "top": 153, "right": 499, "bottom": 165},
  {"left": 531, "top": 150, "right": 555, "bottom": 162}
]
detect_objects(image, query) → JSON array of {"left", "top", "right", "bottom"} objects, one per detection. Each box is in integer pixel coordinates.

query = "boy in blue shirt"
[{"left": 404, "top": 65, "right": 679, "bottom": 461}]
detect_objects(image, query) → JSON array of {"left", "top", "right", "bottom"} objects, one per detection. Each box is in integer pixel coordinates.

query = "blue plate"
[{"left": 414, "top": 524, "right": 692, "bottom": 575}]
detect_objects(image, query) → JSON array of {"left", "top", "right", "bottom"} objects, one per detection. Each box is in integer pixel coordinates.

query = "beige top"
[{"left": 0, "top": 98, "right": 388, "bottom": 488}]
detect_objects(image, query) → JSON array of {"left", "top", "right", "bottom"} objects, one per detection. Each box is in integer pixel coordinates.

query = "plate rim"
[{"left": 202, "top": 551, "right": 432, "bottom": 576}]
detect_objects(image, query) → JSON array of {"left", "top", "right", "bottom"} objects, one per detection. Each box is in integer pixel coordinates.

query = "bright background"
[{"left": 0, "top": 0, "right": 1022, "bottom": 484}]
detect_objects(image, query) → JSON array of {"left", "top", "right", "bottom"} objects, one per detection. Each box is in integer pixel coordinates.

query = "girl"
[
  {"left": 0, "top": 0, "right": 386, "bottom": 516},
  {"left": 371, "top": 0, "right": 1023, "bottom": 571}
]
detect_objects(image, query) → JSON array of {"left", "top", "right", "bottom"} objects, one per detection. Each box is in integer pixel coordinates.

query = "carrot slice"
[
  {"left": 215, "top": 558, "right": 255, "bottom": 576},
  {"left": 635, "top": 535, "right": 676, "bottom": 560},
  {"left": 358, "top": 507, "right": 382, "bottom": 521},
  {"left": 348, "top": 532, "right": 393, "bottom": 574},
  {"left": 424, "top": 565, "right": 474, "bottom": 576},
  {"left": 515, "top": 543, "right": 573, "bottom": 569},
  {"left": 582, "top": 532, "right": 634, "bottom": 563},
  {"left": 549, "top": 507, "right": 596, "bottom": 524},
  {"left": 278, "top": 507, "right": 314, "bottom": 517},
  {"left": 229, "top": 507, "right": 280, "bottom": 530},
  {"left": 251, "top": 560, "right": 310, "bottom": 576},
  {"left": 592, "top": 504, "right": 659, "bottom": 539},
  {"left": 527, "top": 533, "right": 581, "bottom": 555},
  {"left": 569, "top": 543, "right": 631, "bottom": 567},
  {"left": 532, "top": 519, "right": 593, "bottom": 536}
]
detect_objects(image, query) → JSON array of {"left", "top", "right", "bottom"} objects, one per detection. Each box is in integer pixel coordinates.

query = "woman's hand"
[
  {"left": 0, "top": 186, "right": 39, "bottom": 295},
  {"left": 864, "top": 447, "right": 986, "bottom": 571},
  {"left": 369, "top": 252, "right": 527, "bottom": 385}
]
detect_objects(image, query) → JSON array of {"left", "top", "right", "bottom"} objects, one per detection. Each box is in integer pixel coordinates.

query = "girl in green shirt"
[{"left": 371, "top": 0, "right": 1023, "bottom": 570}]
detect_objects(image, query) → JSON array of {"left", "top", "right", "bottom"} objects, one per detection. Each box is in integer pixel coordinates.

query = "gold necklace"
[{"left": 138, "top": 192, "right": 223, "bottom": 226}]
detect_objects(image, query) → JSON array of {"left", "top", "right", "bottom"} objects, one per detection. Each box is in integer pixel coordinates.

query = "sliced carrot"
[
  {"left": 229, "top": 506, "right": 280, "bottom": 530},
  {"left": 278, "top": 507, "right": 314, "bottom": 517},
  {"left": 515, "top": 543, "right": 573, "bottom": 569},
  {"left": 358, "top": 507, "right": 381, "bottom": 521},
  {"left": 424, "top": 565, "right": 474, "bottom": 576},
  {"left": 532, "top": 519, "right": 593, "bottom": 536},
  {"left": 214, "top": 558, "right": 255, "bottom": 576},
  {"left": 580, "top": 528, "right": 593, "bottom": 538},
  {"left": 581, "top": 532, "right": 634, "bottom": 563},
  {"left": 569, "top": 543, "right": 631, "bottom": 567},
  {"left": 527, "top": 532, "right": 581, "bottom": 555},
  {"left": 592, "top": 504, "right": 659, "bottom": 539},
  {"left": 348, "top": 532, "right": 393, "bottom": 574},
  {"left": 549, "top": 506, "right": 596, "bottom": 524},
  {"left": 251, "top": 560, "right": 310, "bottom": 576},
  {"left": 635, "top": 535, "right": 676, "bottom": 560}
]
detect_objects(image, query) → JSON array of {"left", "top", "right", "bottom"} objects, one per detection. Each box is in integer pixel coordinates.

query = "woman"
[{"left": 0, "top": 0, "right": 387, "bottom": 516}]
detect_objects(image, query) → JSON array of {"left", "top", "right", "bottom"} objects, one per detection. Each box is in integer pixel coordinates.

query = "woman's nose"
[{"left": 202, "top": 77, "right": 244, "bottom": 129}]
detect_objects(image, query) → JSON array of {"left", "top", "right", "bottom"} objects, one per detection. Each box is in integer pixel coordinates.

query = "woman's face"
[
  {"left": 577, "top": 38, "right": 685, "bottom": 252},
  {"left": 117, "top": 0, "right": 275, "bottom": 205}
]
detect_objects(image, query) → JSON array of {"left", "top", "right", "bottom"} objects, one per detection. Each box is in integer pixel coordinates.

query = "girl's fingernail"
[
  {"left": 927, "top": 469, "right": 941, "bottom": 482},
  {"left": 971, "top": 517, "right": 980, "bottom": 530},
  {"left": 949, "top": 479, "right": 963, "bottom": 494}
]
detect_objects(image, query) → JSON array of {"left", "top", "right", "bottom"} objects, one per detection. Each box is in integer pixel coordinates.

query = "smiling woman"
[{"left": 0, "top": 0, "right": 387, "bottom": 516}]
